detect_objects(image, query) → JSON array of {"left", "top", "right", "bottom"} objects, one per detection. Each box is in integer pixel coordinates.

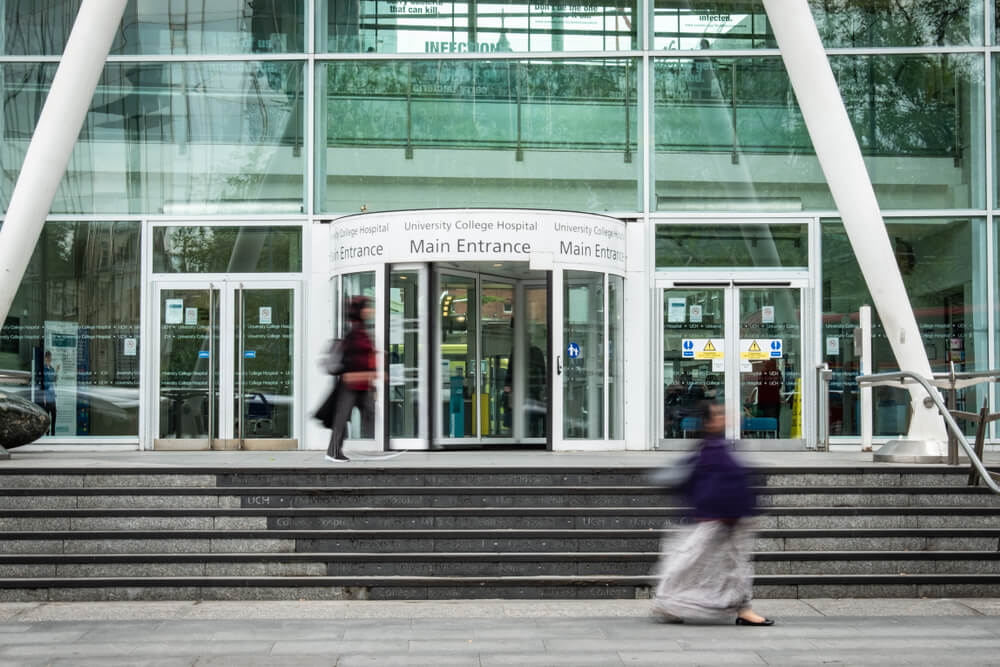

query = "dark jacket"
[{"left": 682, "top": 434, "right": 757, "bottom": 521}]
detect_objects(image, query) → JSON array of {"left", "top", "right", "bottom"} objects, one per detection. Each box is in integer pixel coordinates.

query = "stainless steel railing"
[
  {"left": 815, "top": 363, "right": 832, "bottom": 452},
  {"left": 856, "top": 370, "right": 1000, "bottom": 495}
]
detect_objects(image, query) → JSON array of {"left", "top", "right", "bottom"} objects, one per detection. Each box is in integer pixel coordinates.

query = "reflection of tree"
[
  {"left": 812, "top": 0, "right": 976, "bottom": 48},
  {"left": 655, "top": 52, "right": 972, "bottom": 158},
  {"left": 326, "top": 59, "right": 635, "bottom": 150},
  {"left": 157, "top": 227, "right": 299, "bottom": 273}
]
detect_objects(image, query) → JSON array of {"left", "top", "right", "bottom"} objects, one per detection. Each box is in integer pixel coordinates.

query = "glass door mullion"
[
  {"left": 603, "top": 273, "right": 610, "bottom": 440},
  {"left": 724, "top": 285, "right": 740, "bottom": 441},
  {"left": 217, "top": 284, "right": 235, "bottom": 449},
  {"left": 475, "top": 273, "right": 482, "bottom": 442}
]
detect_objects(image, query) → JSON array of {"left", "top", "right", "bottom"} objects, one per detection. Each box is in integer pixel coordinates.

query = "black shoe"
[{"left": 735, "top": 617, "right": 774, "bottom": 626}]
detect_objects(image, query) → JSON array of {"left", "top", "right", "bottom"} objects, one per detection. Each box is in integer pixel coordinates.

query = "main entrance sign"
[{"left": 331, "top": 209, "right": 627, "bottom": 273}]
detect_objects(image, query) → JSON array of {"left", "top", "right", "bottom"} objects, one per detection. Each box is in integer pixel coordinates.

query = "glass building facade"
[{"left": 0, "top": 1, "right": 997, "bottom": 448}]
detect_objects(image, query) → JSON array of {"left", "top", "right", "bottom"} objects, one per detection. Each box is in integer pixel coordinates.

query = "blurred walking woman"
[
  {"left": 316, "top": 296, "right": 376, "bottom": 463},
  {"left": 652, "top": 401, "right": 774, "bottom": 626}
]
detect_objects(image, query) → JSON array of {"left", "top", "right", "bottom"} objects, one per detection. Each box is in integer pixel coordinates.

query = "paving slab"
[
  {"left": 0, "top": 604, "right": 39, "bottom": 622},
  {"left": 803, "top": 597, "right": 990, "bottom": 616},
  {"left": 955, "top": 598, "right": 1000, "bottom": 615},
  {"left": 617, "top": 651, "right": 768, "bottom": 665},
  {"left": 0, "top": 599, "right": 994, "bottom": 665},
  {"left": 192, "top": 658, "right": 332, "bottom": 667},
  {"left": 336, "top": 656, "right": 481, "bottom": 667}
]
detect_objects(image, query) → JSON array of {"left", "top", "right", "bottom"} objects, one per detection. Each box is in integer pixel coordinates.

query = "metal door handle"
[{"left": 557, "top": 355, "right": 562, "bottom": 375}]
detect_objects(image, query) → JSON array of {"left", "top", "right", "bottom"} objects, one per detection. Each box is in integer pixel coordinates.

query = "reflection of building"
[{"left": 0, "top": 2, "right": 997, "bottom": 451}]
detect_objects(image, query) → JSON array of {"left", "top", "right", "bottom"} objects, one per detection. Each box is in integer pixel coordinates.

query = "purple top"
[{"left": 682, "top": 434, "right": 757, "bottom": 521}]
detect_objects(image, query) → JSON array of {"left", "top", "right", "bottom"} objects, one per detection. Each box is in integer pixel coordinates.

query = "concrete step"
[
  {"left": 2, "top": 550, "right": 998, "bottom": 578},
  {"left": 3, "top": 573, "right": 1000, "bottom": 601},
  {"left": 3, "top": 466, "right": 993, "bottom": 489},
  {"left": 2, "top": 528, "right": 997, "bottom": 554},
  {"left": 2, "top": 506, "right": 998, "bottom": 531},
  {"left": 3, "top": 485, "right": 999, "bottom": 510}
]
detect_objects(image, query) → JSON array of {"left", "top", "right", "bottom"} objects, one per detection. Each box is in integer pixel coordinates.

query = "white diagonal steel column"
[
  {"left": 761, "top": 0, "right": 947, "bottom": 447},
  {"left": 0, "top": 0, "right": 127, "bottom": 326}
]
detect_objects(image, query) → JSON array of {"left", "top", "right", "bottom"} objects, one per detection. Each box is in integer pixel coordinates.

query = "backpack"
[{"left": 323, "top": 338, "right": 345, "bottom": 376}]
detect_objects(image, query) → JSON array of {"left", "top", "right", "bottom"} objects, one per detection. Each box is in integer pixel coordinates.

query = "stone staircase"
[{"left": 1, "top": 465, "right": 999, "bottom": 601}]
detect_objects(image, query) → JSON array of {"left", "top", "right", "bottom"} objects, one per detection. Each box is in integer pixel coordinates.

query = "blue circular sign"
[{"left": 567, "top": 342, "right": 582, "bottom": 359}]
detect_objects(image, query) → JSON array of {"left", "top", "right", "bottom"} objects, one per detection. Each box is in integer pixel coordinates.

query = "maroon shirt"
[{"left": 341, "top": 323, "right": 375, "bottom": 391}]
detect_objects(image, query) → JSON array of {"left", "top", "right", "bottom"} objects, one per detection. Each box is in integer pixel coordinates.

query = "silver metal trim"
[
  {"left": 238, "top": 283, "right": 245, "bottom": 449},
  {"left": 208, "top": 285, "right": 216, "bottom": 450}
]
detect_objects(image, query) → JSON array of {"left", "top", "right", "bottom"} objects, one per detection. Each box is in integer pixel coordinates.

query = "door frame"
[
  {"left": 148, "top": 276, "right": 303, "bottom": 450},
  {"left": 550, "top": 268, "right": 628, "bottom": 452},
  {"left": 432, "top": 266, "right": 525, "bottom": 446},
  {"left": 384, "top": 263, "right": 430, "bottom": 451},
  {"left": 655, "top": 271, "right": 812, "bottom": 450}
]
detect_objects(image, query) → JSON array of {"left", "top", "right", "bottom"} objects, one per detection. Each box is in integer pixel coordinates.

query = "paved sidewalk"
[{"left": 0, "top": 598, "right": 998, "bottom": 665}]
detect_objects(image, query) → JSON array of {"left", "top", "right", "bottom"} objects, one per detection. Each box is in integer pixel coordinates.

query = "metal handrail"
[
  {"left": 815, "top": 363, "right": 832, "bottom": 451},
  {"left": 856, "top": 370, "right": 1000, "bottom": 495}
]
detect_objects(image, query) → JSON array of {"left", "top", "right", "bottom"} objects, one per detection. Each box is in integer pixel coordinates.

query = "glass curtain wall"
[
  {"left": 0, "top": 221, "right": 142, "bottom": 437},
  {"left": 653, "top": 54, "right": 984, "bottom": 212},
  {"left": 317, "top": 58, "right": 639, "bottom": 212},
  {"left": 1, "top": 1, "right": 306, "bottom": 215},
  {"left": 821, "top": 219, "right": 989, "bottom": 438},
  {"left": 653, "top": 1, "right": 983, "bottom": 50},
  {"left": 1, "top": 1, "right": 999, "bottom": 445},
  {"left": 320, "top": 0, "right": 639, "bottom": 53}
]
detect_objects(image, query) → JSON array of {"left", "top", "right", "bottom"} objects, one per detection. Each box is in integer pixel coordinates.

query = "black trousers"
[
  {"left": 44, "top": 401, "right": 56, "bottom": 436},
  {"left": 326, "top": 385, "right": 373, "bottom": 458}
]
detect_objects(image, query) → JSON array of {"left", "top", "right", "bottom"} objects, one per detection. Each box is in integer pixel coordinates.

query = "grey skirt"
[{"left": 651, "top": 519, "right": 756, "bottom": 623}]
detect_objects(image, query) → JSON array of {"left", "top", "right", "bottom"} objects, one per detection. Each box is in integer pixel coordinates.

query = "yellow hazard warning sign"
[
  {"left": 740, "top": 339, "right": 770, "bottom": 361},
  {"left": 697, "top": 339, "right": 724, "bottom": 359},
  {"left": 683, "top": 338, "right": 725, "bottom": 360}
]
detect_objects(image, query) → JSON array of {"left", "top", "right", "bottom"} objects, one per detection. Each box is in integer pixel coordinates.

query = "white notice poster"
[
  {"left": 689, "top": 304, "right": 703, "bottom": 323},
  {"left": 165, "top": 299, "right": 184, "bottom": 324},
  {"left": 44, "top": 321, "right": 78, "bottom": 437},
  {"left": 184, "top": 307, "right": 198, "bottom": 326},
  {"left": 390, "top": 314, "right": 404, "bottom": 345},
  {"left": 826, "top": 336, "right": 840, "bottom": 356},
  {"left": 761, "top": 305, "right": 775, "bottom": 324},
  {"left": 259, "top": 306, "right": 272, "bottom": 325},
  {"left": 668, "top": 297, "right": 686, "bottom": 323},
  {"left": 123, "top": 338, "right": 137, "bottom": 356}
]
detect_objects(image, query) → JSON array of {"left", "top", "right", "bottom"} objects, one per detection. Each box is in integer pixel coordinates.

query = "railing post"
[
  {"left": 816, "top": 363, "right": 831, "bottom": 451},
  {"left": 947, "top": 361, "right": 959, "bottom": 466}
]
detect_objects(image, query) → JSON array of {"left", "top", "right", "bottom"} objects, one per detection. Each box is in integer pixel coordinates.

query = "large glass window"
[
  {"left": 152, "top": 226, "right": 302, "bottom": 273},
  {"left": 317, "top": 58, "right": 639, "bottom": 213},
  {"left": 3, "top": 0, "right": 304, "bottom": 55},
  {"left": 654, "top": 1, "right": 982, "bottom": 50},
  {"left": 2, "top": 61, "right": 305, "bottom": 215},
  {"left": 654, "top": 54, "right": 984, "bottom": 212},
  {"left": 656, "top": 223, "right": 808, "bottom": 268},
  {"left": 821, "top": 218, "right": 989, "bottom": 438},
  {"left": 0, "top": 221, "right": 141, "bottom": 438},
  {"left": 320, "top": 0, "right": 637, "bottom": 54}
]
